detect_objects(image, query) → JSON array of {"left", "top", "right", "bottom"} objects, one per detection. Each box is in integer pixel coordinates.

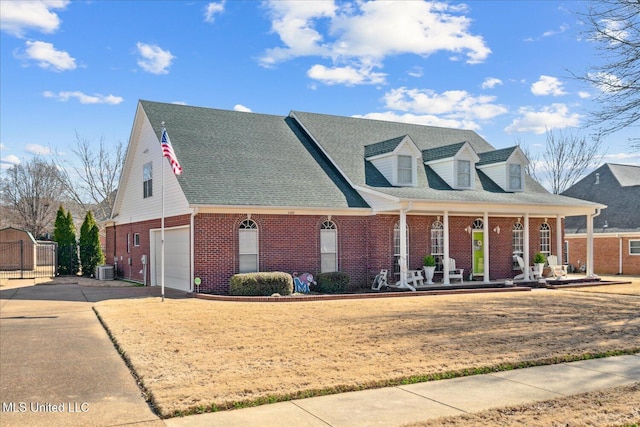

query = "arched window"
[
  {"left": 394, "top": 221, "right": 409, "bottom": 277},
  {"left": 512, "top": 222, "right": 524, "bottom": 269},
  {"left": 239, "top": 219, "right": 258, "bottom": 273},
  {"left": 539, "top": 223, "right": 551, "bottom": 257},
  {"left": 320, "top": 220, "right": 337, "bottom": 273},
  {"left": 430, "top": 220, "right": 444, "bottom": 271},
  {"left": 472, "top": 219, "right": 484, "bottom": 230}
]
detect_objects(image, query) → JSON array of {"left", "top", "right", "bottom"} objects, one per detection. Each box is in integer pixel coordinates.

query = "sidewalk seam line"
[
  {"left": 395, "top": 386, "right": 469, "bottom": 414},
  {"left": 290, "top": 401, "right": 334, "bottom": 426}
]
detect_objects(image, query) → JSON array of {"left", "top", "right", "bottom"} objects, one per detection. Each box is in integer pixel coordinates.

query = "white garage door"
[{"left": 151, "top": 227, "right": 190, "bottom": 292}]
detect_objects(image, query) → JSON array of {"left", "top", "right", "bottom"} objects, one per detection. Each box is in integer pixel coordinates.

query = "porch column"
[
  {"left": 483, "top": 212, "right": 490, "bottom": 283},
  {"left": 399, "top": 206, "right": 408, "bottom": 287},
  {"left": 586, "top": 211, "right": 597, "bottom": 278},
  {"left": 443, "top": 210, "right": 450, "bottom": 285},
  {"left": 523, "top": 213, "right": 530, "bottom": 281},
  {"left": 556, "top": 214, "right": 563, "bottom": 264}
]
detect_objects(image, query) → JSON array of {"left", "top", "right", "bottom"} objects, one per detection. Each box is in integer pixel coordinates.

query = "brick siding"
[{"left": 566, "top": 235, "right": 640, "bottom": 275}]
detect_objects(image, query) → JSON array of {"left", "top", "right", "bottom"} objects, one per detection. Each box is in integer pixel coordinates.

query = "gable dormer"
[
  {"left": 423, "top": 141, "right": 480, "bottom": 190},
  {"left": 365, "top": 135, "right": 421, "bottom": 187},
  {"left": 476, "top": 146, "right": 529, "bottom": 192}
]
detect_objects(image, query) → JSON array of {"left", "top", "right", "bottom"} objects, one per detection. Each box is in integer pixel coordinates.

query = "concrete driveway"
[{"left": 0, "top": 278, "right": 186, "bottom": 427}]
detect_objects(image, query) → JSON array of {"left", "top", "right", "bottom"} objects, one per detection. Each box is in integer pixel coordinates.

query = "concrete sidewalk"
[
  {"left": 0, "top": 280, "right": 186, "bottom": 427},
  {"left": 165, "top": 355, "right": 640, "bottom": 427}
]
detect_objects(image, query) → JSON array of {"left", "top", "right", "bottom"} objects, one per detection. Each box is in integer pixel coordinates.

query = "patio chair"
[
  {"left": 371, "top": 269, "right": 388, "bottom": 291},
  {"left": 514, "top": 256, "right": 541, "bottom": 280},
  {"left": 448, "top": 259, "right": 464, "bottom": 283},
  {"left": 407, "top": 269, "right": 424, "bottom": 287},
  {"left": 547, "top": 255, "right": 568, "bottom": 278}
]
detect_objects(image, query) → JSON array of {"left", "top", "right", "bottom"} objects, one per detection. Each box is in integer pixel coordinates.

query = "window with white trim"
[
  {"left": 509, "top": 163, "right": 522, "bottom": 191},
  {"left": 133, "top": 233, "right": 140, "bottom": 247},
  {"left": 397, "top": 155, "right": 413, "bottom": 185},
  {"left": 320, "top": 220, "right": 337, "bottom": 272},
  {"left": 512, "top": 222, "right": 524, "bottom": 269},
  {"left": 239, "top": 219, "right": 258, "bottom": 273},
  {"left": 630, "top": 240, "right": 640, "bottom": 255},
  {"left": 143, "top": 162, "right": 153, "bottom": 198},
  {"left": 431, "top": 220, "right": 444, "bottom": 271},
  {"left": 394, "top": 221, "right": 409, "bottom": 277},
  {"left": 457, "top": 159, "right": 471, "bottom": 188},
  {"left": 539, "top": 223, "right": 551, "bottom": 257}
]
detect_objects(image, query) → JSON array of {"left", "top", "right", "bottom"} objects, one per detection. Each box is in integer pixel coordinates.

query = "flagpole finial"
[{"left": 161, "top": 121, "right": 165, "bottom": 127}]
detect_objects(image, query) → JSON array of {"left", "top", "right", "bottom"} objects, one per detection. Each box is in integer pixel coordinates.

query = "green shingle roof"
[
  {"left": 477, "top": 146, "right": 518, "bottom": 166},
  {"left": 139, "top": 100, "right": 369, "bottom": 209},
  {"left": 364, "top": 136, "right": 407, "bottom": 158},
  {"left": 422, "top": 142, "right": 466, "bottom": 162}
]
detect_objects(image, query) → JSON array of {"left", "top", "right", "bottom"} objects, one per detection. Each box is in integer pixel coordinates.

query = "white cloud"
[
  {"left": 136, "top": 42, "right": 174, "bottom": 75},
  {"left": 531, "top": 75, "right": 567, "bottom": 96},
  {"left": 382, "top": 87, "right": 507, "bottom": 122},
  {"left": 588, "top": 72, "right": 624, "bottom": 94},
  {"left": 307, "top": 64, "right": 385, "bottom": 86},
  {"left": 504, "top": 103, "right": 581, "bottom": 134},
  {"left": 43, "top": 90, "right": 123, "bottom": 104},
  {"left": 0, "top": 0, "right": 69, "bottom": 38},
  {"left": 204, "top": 1, "right": 225, "bottom": 23},
  {"left": 578, "top": 91, "right": 591, "bottom": 99},
  {"left": 23, "top": 40, "right": 76, "bottom": 71},
  {"left": 481, "top": 77, "right": 502, "bottom": 89},
  {"left": 407, "top": 66, "right": 423, "bottom": 78},
  {"left": 25, "top": 144, "right": 51, "bottom": 155},
  {"left": 1, "top": 154, "right": 21, "bottom": 169},
  {"left": 233, "top": 104, "right": 252, "bottom": 112},
  {"left": 260, "top": 0, "right": 490, "bottom": 85}
]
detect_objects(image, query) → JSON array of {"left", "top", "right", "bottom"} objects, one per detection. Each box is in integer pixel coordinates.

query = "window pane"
[
  {"left": 320, "top": 229, "right": 337, "bottom": 253},
  {"left": 397, "top": 155, "right": 413, "bottom": 184},
  {"left": 540, "top": 223, "right": 551, "bottom": 256},
  {"left": 321, "top": 253, "right": 337, "bottom": 272},
  {"left": 457, "top": 160, "right": 471, "bottom": 187},
  {"left": 239, "top": 254, "right": 258, "bottom": 273},
  {"left": 509, "top": 164, "right": 522, "bottom": 190},
  {"left": 239, "top": 230, "right": 258, "bottom": 254},
  {"left": 630, "top": 240, "right": 640, "bottom": 254}
]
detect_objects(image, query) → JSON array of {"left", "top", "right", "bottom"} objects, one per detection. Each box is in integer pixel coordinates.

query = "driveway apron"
[{"left": 0, "top": 281, "right": 167, "bottom": 427}]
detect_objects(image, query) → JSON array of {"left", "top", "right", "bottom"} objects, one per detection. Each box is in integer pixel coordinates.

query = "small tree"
[
  {"left": 54, "top": 206, "right": 78, "bottom": 275},
  {"left": 79, "top": 211, "right": 104, "bottom": 277}
]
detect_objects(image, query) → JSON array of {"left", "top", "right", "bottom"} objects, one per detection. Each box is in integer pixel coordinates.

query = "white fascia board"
[
  {"left": 365, "top": 152, "right": 392, "bottom": 162},
  {"left": 566, "top": 231, "right": 640, "bottom": 238},
  {"left": 393, "top": 136, "right": 421, "bottom": 157}
]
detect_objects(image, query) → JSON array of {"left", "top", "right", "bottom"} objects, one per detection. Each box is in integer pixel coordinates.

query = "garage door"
[{"left": 151, "top": 227, "right": 190, "bottom": 292}]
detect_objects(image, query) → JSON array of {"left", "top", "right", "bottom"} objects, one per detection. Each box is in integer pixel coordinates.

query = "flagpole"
[{"left": 160, "top": 121, "right": 165, "bottom": 303}]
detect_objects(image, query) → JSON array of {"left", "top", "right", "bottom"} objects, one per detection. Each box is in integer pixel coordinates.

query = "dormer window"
[
  {"left": 457, "top": 160, "right": 471, "bottom": 188},
  {"left": 365, "top": 135, "right": 420, "bottom": 187},
  {"left": 397, "top": 155, "right": 413, "bottom": 185},
  {"left": 509, "top": 163, "right": 522, "bottom": 191}
]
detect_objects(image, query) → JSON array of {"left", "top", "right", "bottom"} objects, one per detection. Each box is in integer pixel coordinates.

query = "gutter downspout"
[
  {"left": 619, "top": 235, "right": 623, "bottom": 275},
  {"left": 586, "top": 208, "right": 601, "bottom": 278},
  {"left": 190, "top": 207, "right": 199, "bottom": 292}
]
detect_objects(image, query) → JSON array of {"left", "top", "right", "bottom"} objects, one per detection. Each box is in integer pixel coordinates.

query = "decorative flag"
[{"left": 161, "top": 126, "right": 183, "bottom": 175}]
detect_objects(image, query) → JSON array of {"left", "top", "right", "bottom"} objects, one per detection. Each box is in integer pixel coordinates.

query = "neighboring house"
[
  {"left": 106, "top": 100, "right": 604, "bottom": 293},
  {"left": 562, "top": 163, "right": 640, "bottom": 275}
]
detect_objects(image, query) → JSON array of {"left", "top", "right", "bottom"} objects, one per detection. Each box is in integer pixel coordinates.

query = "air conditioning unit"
[{"left": 96, "top": 265, "right": 115, "bottom": 281}]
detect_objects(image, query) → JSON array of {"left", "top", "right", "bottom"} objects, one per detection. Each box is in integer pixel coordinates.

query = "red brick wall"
[
  {"left": 105, "top": 215, "right": 190, "bottom": 282},
  {"left": 566, "top": 235, "right": 640, "bottom": 275},
  {"left": 105, "top": 213, "right": 567, "bottom": 293}
]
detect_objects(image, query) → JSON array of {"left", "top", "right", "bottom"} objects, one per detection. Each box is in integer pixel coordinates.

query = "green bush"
[
  {"left": 533, "top": 252, "right": 546, "bottom": 264},
  {"left": 229, "top": 272, "right": 293, "bottom": 296},
  {"left": 315, "top": 271, "right": 350, "bottom": 294}
]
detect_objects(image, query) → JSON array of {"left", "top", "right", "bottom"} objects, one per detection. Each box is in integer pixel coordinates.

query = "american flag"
[{"left": 161, "top": 127, "right": 183, "bottom": 175}]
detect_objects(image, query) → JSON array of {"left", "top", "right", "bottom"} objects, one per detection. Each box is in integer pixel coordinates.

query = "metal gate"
[{"left": 0, "top": 240, "right": 58, "bottom": 279}]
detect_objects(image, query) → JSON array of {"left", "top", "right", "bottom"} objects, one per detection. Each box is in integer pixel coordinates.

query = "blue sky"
[{"left": 1, "top": 0, "right": 639, "bottom": 181}]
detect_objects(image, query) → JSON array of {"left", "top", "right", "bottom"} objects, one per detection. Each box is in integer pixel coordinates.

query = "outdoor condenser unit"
[{"left": 96, "top": 265, "right": 115, "bottom": 281}]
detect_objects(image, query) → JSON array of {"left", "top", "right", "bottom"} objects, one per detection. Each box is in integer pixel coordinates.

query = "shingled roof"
[
  {"left": 562, "top": 163, "right": 640, "bottom": 232},
  {"left": 139, "top": 100, "right": 369, "bottom": 209}
]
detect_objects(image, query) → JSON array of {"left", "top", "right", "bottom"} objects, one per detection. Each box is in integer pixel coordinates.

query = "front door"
[{"left": 472, "top": 231, "right": 484, "bottom": 277}]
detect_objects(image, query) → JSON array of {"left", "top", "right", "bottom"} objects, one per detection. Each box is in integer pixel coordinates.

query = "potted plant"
[
  {"left": 533, "top": 252, "right": 546, "bottom": 276},
  {"left": 423, "top": 255, "right": 436, "bottom": 285}
]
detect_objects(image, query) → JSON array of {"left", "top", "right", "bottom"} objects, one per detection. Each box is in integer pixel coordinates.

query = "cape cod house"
[
  {"left": 562, "top": 163, "right": 640, "bottom": 275},
  {"left": 105, "top": 100, "right": 604, "bottom": 293}
]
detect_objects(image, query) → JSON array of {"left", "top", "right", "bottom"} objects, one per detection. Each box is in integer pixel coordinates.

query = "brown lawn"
[{"left": 94, "top": 281, "right": 640, "bottom": 420}]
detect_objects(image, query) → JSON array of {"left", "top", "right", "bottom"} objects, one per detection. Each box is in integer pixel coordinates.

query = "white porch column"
[
  {"left": 443, "top": 210, "right": 450, "bottom": 285},
  {"left": 556, "top": 214, "right": 563, "bottom": 264},
  {"left": 483, "top": 211, "right": 490, "bottom": 283},
  {"left": 586, "top": 210, "right": 600, "bottom": 278},
  {"left": 399, "top": 206, "right": 408, "bottom": 287},
  {"left": 523, "top": 213, "right": 530, "bottom": 281}
]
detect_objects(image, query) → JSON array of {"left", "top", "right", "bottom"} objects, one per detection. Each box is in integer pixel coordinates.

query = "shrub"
[
  {"left": 533, "top": 252, "right": 546, "bottom": 264},
  {"left": 423, "top": 255, "right": 436, "bottom": 267},
  {"left": 315, "top": 271, "right": 350, "bottom": 294},
  {"left": 229, "top": 272, "right": 293, "bottom": 296}
]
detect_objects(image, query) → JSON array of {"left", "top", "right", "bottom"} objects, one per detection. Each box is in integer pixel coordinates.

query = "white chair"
[
  {"left": 371, "top": 269, "right": 388, "bottom": 290},
  {"left": 547, "top": 255, "right": 568, "bottom": 278},
  {"left": 514, "top": 256, "right": 541, "bottom": 280},
  {"left": 448, "top": 259, "right": 464, "bottom": 283},
  {"left": 407, "top": 269, "right": 424, "bottom": 287}
]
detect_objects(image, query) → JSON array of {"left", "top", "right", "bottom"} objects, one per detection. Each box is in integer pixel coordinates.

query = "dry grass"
[
  {"left": 94, "top": 283, "right": 640, "bottom": 418},
  {"left": 558, "top": 275, "right": 640, "bottom": 296},
  {"left": 404, "top": 382, "right": 640, "bottom": 427}
]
